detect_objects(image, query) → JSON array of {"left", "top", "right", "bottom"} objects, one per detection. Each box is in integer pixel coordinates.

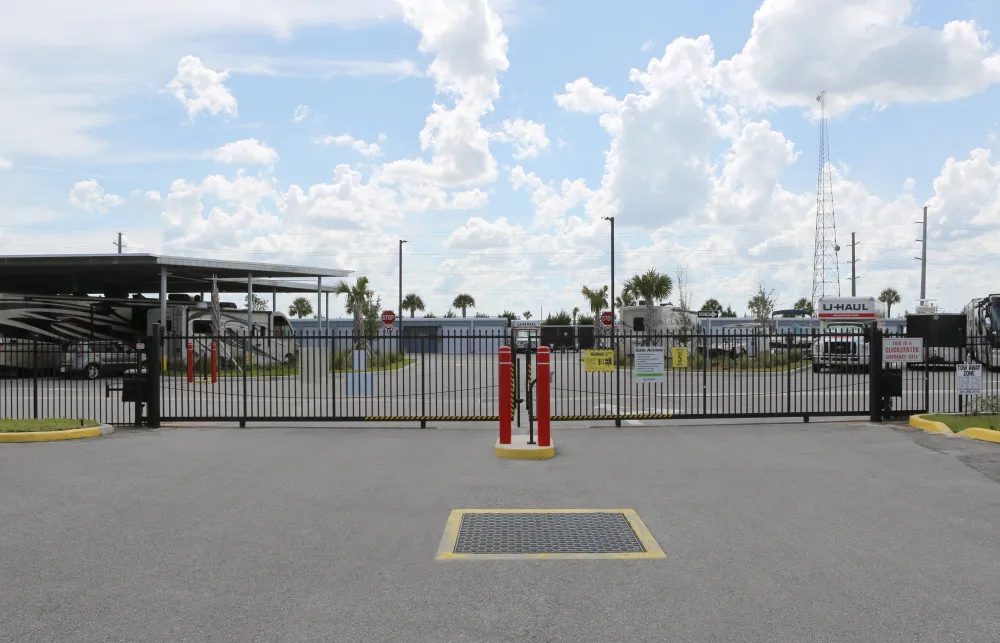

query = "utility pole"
[
  {"left": 915, "top": 205, "right": 928, "bottom": 301},
  {"left": 113, "top": 232, "right": 125, "bottom": 254},
  {"left": 849, "top": 232, "right": 859, "bottom": 297},
  {"left": 399, "top": 240, "right": 407, "bottom": 340}
]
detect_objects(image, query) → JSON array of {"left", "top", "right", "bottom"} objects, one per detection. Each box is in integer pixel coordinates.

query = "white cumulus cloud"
[
  {"left": 496, "top": 118, "right": 549, "bottom": 159},
  {"left": 69, "top": 179, "right": 123, "bottom": 213},
  {"left": 379, "top": 0, "right": 510, "bottom": 188},
  {"left": 318, "top": 134, "right": 385, "bottom": 158},
  {"left": 165, "top": 55, "right": 239, "bottom": 120},
  {"left": 213, "top": 139, "right": 278, "bottom": 167},
  {"left": 555, "top": 78, "right": 619, "bottom": 114},
  {"left": 715, "top": 0, "right": 1000, "bottom": 115}
]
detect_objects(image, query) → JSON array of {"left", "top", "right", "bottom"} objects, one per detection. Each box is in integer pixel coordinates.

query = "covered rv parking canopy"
[{"left": 0, "top": 254, "right": 352, "bottom": 332}]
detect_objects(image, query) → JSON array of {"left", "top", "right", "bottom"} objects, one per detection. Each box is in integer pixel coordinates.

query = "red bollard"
[
  {"left": 210, "top": 341, "right": 218, "bottom": 384},
  {"left": 499, "top": 346, "right": 512, "bottom": 445},
  {"left": 187, "top": 341, "right": 194, "bottom": 383},
  {"left": 537, "top": 346, "right": 551, "bottom": 447}
]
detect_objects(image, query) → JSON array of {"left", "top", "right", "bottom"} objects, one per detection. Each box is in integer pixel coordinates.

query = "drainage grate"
[{"left": 453, "top": 511, "right": 645, "bottom": 555}]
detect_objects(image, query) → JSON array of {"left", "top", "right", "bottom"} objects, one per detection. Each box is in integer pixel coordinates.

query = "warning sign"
[
  {"left": 583, "top": 349, "right": 615, "bottom": 372},
  {"left": 671, "top": 347, "right": 689, "bottom": 369},
  {"left": 882, "top": 338, "right": 923, "bottom": 363},
  {"left": 956, "top": 363, "right": 982, "bottom": 396}
]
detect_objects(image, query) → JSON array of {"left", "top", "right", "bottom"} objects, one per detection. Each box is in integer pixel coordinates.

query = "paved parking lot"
[{"left": 3, "top": 421, "right": 1000, "bottom": 642}]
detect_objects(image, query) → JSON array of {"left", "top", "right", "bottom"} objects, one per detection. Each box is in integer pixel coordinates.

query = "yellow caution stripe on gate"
[{"left": 364, "top": 415, "right": 500, "bottom": 421}]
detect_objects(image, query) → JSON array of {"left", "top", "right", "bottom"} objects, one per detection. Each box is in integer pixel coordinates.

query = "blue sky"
[{"left": 3, "top": 0, "right": 1000, "bottom": 318}]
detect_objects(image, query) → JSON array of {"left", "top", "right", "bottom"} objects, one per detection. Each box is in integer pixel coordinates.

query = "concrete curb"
[
  {"left": 909, "top": 415, "right": 1000, "bottom": 444},
  {"left": 0, "top": 424, "right": 114, "bottom": 443},
  {"left": 908, "top": 415, "right": 954, "bottom": 436},
  {"left": 495, "top": 434, "right": 555, "bottom": 460}
]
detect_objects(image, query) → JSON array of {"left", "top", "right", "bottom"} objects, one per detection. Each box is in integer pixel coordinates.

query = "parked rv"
[
  {"left": 964, "top": 294, "right": 1000, "bottom": 370},
  {"left": 905, "top": 301, "right": 964, "bottom": 367}
]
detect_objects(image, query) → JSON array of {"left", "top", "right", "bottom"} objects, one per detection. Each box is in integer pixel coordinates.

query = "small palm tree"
[
  {"left": 523, "top": 311, "right": 532, "bottom": 320},
  {"left": 581, "top": 284, "right": 609, "bottom": 343},
  {"left": 572, "top": 306, "right": 580, "bottom": 325},
  {"left": 624, "top": 268, "right": 673, "bottom": 338},
  {"left": 879, "top": 288, "right": 901, "bottom": 317},
  {"left": 334, "top": 277, "right": 377, "bottom": 344},
  {"left": 401, "top": 293, "right": 425, "bottom": 318},
  {"left": 452, "top": 294, "right": 476, "bottom": 318}
]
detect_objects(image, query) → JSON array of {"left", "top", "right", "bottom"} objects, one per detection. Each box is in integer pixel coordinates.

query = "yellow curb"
[
  {"left": 495, "top": 435, "right": 555, "bottom": 460},
  {"left": 0, "top": 426, "right": 102, "bottom": 443},
  {"left": 955, "top": 428, "right": 1000, "bottom": 444},
  {"left": 908, "top": 415, "right": 954, "bottom": 435}
]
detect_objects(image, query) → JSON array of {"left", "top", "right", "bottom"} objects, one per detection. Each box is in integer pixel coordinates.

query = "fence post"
[
  {"left": 147, "top": 334, "right": 161, "bottom": 428},
  {"left": 869, "top": 327, "right": 883, "bottom": 422},
  {"left": 32, "top": 340, "right": 38, "bottom": 419},
  {"left": 537, "top": 346, "right": 551, "bottom": 447},
  {"left": 786, "top": 333, "right": 793, "bottom": 415},
  {"left": 615, "top": 331, "right": 622, "bottom": 427},
  {"left": 499, "top": 346, "right": 512, "bottom": 444},
  {"left": 240, "top": 334, "right": 248, "bottom": 428}
]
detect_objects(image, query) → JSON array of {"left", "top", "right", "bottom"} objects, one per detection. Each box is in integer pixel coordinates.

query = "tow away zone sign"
[{"left": 883, "top": 337, "right": 923, "bottom": 363}]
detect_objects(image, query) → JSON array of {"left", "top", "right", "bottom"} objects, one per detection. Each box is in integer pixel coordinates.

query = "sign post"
[{"left": 956, "top": 363, "right": 982, "bottom": 396}]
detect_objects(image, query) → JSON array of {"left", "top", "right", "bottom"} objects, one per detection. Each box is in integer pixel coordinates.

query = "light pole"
[
  {"left": 399, "top": 239, "right": 407, "bottom": 344},
  {"left": 602, "top": 215, "right": 620, "bottom": 428}
]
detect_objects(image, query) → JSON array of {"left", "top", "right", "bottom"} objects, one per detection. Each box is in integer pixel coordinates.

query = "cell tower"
[{"left": 812, "top": 91, "right": 840, "bottom": 305}]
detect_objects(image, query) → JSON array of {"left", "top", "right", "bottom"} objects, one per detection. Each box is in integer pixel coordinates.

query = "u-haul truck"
[{"left": 812, "top": 297, "right": 886, "bottom": 373}]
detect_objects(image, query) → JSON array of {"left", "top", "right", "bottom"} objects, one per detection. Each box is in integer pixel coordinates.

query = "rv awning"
[{"left": 0, "top": 254, "right": 352, "bottom": 296}]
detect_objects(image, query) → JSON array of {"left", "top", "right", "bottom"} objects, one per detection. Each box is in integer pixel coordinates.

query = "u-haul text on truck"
[{"left": 812, "top": 297, "right": 886, "bottom": 373}]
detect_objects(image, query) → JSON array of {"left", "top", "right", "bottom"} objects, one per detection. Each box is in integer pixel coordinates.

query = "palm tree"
[
  {"left": 792, "top": 298, "right": 814, "bottom": 315},
  {"left": 616, "top": 286, "right": 637, "bottom": 309},
  {"left": 452, "top": 294, "right": 476, "bottom": 318},
  {"left": 879, "top": 288, "right": 901, "bottom": 317},
  {"left": 700, "top": 298, "right": 723, "bottom": 314},
  {"left": 581, "top": 284, "right": 609, "bottom": 342},
  {"left": 401, "top": 293, "right": 425, "bottom": 318},
  {"left": 523, "top": 311, "right": 532, "bottom": 320},
  {"left": 572, "top": 306, "right": 580, "bottom": 325},
  {"left": 624, "top": 268, "right": 673, "bottom": 338},
  {"left": 335, "top": 276, "right": 376, "bottom": 338}
]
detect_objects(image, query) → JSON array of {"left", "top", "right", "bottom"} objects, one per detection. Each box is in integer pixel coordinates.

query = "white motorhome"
[
  {"left": 147, "top": 304, "right": 298, "bottom": 366},
  {"left": 812, "top": 297, "right": 885, "bottom": 372},
  {"left": 964, "top": 294, "right": 1000, "bottom": 370}
]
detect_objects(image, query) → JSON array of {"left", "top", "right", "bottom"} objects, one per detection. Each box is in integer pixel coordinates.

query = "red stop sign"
[
  {"left": 381, "top": 310, "right": 396, "bottom": 326},
  {"left": 600, "top": 311, "right": 613, "bottom": 326}
]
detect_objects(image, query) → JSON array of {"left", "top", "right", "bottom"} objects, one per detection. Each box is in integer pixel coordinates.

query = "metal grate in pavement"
[{"left": 453, "top": 511, "right": 645, "bottom": 555}]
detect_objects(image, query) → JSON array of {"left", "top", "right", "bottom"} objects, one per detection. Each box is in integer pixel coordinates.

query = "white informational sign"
[
  {"left": 882, "top": 337, "right": 924, "bottom": 363},
  {"left": 634, "top": 346, "right": 665, "bottom": 384},
  {"left": 956, "top": 363, "right": 983, "bottom": 396}
]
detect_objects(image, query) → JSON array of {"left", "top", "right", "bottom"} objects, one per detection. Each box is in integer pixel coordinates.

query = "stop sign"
[
  {"left": 381, "top": 310, "right": 396, "bottom": 326},
  {"left": 600, "top": 311, "right": 613, "bottom": 326}
]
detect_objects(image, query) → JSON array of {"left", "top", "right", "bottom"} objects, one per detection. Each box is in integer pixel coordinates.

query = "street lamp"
[
  {"left": 602, "top": 215, "right": 620, "bottom": 428},
  {"left": 399, "top": 239, "right": 407, "bottom": 342}
]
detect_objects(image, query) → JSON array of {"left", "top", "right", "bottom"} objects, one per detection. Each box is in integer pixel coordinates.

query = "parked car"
[{"left": 62, "top": 341, "right": 142, "bottom": 379}]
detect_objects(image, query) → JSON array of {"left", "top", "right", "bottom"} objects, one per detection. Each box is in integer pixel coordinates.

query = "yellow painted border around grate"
[{"left": 435, "top": 508, "right": 666, "bottom": 560}]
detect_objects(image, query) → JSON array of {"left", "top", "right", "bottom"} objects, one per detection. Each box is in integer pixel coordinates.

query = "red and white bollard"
[
  {"left": 187, "top": 341, "right": 194, "bottom": 383},
  {"left": 498, "top": 346, "right": 512, "bottom": 445},
  {"left": 536, "top": 346, "right": 551, "bottom": 448}
]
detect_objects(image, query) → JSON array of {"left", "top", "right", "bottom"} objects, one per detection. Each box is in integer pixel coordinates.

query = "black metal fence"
[
  {"left": 158, "top": 331, "right": 505, "bottom": 424},
  {"left": 3, "top": 329, "right": 1000, "bottom": 427}
]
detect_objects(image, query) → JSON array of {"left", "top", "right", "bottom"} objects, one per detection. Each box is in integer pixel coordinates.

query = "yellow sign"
[
  {"left": 671, "top": 347, "right": 689, "bottom": 368},
  {"left": 583, "top": 349, "right": 615, "bottom": 372}
]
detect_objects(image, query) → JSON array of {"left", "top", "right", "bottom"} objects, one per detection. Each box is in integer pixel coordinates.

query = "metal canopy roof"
[
  {"left": 0, "top": 254, "right": 352, "bottom": 296},
  {"left": 217, "top": 277, "right": 345, "bottom": 294}
]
